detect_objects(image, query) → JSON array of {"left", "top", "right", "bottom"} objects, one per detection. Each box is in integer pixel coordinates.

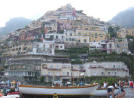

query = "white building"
[
  {"left": 89, "top": 41, "right": 104, "bottom": 50},
  {"left": 64, "top": 30, "right": 77, "bottom": 43},
  {"left": 41, "top": 61, "right": 129, "bottom": 82},
  {"left": 41, "top": 62, "right": 84, "bottom": 82},
  {"left": 106, "top": 39, "right": 129, "bottom": 54},
  {"left": 83, "top": 61, "right": 129, "bottom": 78},
  {"left": 41, "top": 62, "right": 72, "bottom": 82},
  {"left": 28, "top": 40, "right": 55, "bottom": 55},
  {"left": 45, "top": 32, "right": 66, "bottom": 42}
]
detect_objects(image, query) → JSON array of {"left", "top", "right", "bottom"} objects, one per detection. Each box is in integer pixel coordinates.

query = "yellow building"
[
  {"left": 89, "top": 30, "right": 107, "bottom": 42},
  {"left": 3, "top": 43, "right": 32, "bottom": 56},
  {"left": 75, "top": 28, "right": 107, "bottom": 43},
  {"left": 126, "top": 28, "right": 134, "bottom": 37},
  {"left": 117, "top": 28, "right": 127, "bottom": 38}
]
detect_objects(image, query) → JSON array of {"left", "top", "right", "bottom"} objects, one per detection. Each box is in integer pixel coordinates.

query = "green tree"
[
  {"left": 108, "top": 26, "right": 117, "bottom": 39},
  {"left": 40, "top": 76, "right": 44, "bottom": 83},
  {"left": 127, "top": 35, "right": 134, "bottom": 53}
]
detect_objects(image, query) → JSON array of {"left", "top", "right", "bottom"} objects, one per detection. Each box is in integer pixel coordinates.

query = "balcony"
[{"left": 47, "top": 68, "right": 61, "bottom": 71}]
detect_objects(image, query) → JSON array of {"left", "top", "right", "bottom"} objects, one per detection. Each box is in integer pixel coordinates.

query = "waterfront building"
[
  {"left": 83, "top": 61, "right": 130, "bottom": 78},
  {"left": 4, "top": 55, "right": 70, "bottom": 81},
  {"left": 4, "top": 55, "right": 42, "bottom": 81},
  {"left": 40, "top": 61, "right": 130, "bottom": 83},
  {"left": 41, "top": 62, "right": 84, "bottom": 82},
  {"left": 41, "top": 62, "right": 72, "bottom": 82},
  {"left": 4, "top": 54, "right": 130, "bottom": 82}
]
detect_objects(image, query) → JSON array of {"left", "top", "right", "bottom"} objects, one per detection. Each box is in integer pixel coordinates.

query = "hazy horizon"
[{"left": 0, "top": 0, "right": 134, "bottom": 27}]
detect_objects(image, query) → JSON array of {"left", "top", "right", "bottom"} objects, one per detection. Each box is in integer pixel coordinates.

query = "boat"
[
  {"left": 1, "top": 92, "right": 20, "bottom": 98},
  {"left": 19, "top": 84, "right": 120, "bottom": 97},
  {"left": 2, "top": 95, "right": 20, "bottom": 98},
  {"left": 19, "top": 84, "right": 98, "bottom": 97}
]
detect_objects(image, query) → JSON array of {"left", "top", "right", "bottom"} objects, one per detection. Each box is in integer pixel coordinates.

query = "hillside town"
[
  {"left": 0, "top": 3, "right": 134, "bottom": 98},
  {"left": 0, "top": 4, "right": 133, "bottom": 84}
]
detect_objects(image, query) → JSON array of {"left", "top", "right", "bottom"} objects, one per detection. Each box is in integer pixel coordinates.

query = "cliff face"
[{"left": 110, "top": 7, "right": 134, "bottom": 28}]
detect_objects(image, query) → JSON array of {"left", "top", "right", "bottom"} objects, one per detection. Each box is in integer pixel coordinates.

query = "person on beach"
[
  {"left": 124, "top": 81, "right": 128, "bottom": 88},
  {"left": 129, "top": 80, "right": 133, "bottom": 88},
  {"left": 0, "top": 90, "right": 3, "bottom": 97},
  {"left": 103, "top": 81, "right": 107, "bottom": 88},
  {"left": 107, "top": 83, "right": 115, "bottom": 98},
  {"left": 115, "top": 88, "right": 125, "bottom": 98},
  {"left": 115, "top": 81, "right": 126, "bottom": 98}
]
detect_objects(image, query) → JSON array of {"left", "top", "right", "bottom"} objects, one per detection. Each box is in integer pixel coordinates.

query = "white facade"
[
  {"left": 83, "top": 61, "right": 129, "bottom": 78},
  {"left": 106, "top": 39, "right": 129, "bottom": 54},
  {"left": 89, "top": 42, "right": 103, "bottom": 50},
  {"left": 41, "top": 63, "right": 83, "bottom": 82},
  {"left": 41, "top": 61, "right": 129, "bottom": 82},
  {"left": 28, "top": 41, "right": 55, "bottom": 55},
  {"left": 41, "top": 62, "right": 72, "bottom": 81},
  {"left": 64, "top": 30, "right": 77, "bottom": 43},
  {"left": 45, "top": 33, "right": 66, "bottom": 42}
]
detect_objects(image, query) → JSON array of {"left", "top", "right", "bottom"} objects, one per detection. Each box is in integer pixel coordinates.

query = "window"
[
  {"left": 110, "top": 44, "right": 112, "bottom": 48},
  {"left": 67, "top": 72, "right": 69, "bottom": 76},
  {"left": 101, "top": 72, "right": 104, "bottom": 75},
  {"left": 56, "top": 72, "right": 60, "bottom": 76},
  {"left": 56, "top": 65, "right": 59, "bottom": 68},
  {"left": 84, "top": 39, "right": 87, "bottom": 43},
  {"left": 108, "top": 72, "right": 110, "bottom": 75},
  {"left": 85, "top": 28, "right": 88, "bottom": 30},
  {"left": 50, "top": 65, "right": 53, "bottom": 68},
  {"left": 115, "top": 72, "right": 116, "bottom": 75},
  {"left": 48, "top": 72, "right": 51, "bottom": 75},
  {"left": 23, "top": 47, "right": 27, "bottom": 50},
  {"left": 63, "top": 72, "right": 66, "bottom": 76},
  {"left": 56, "top": 46, "right": 59, "bottom": 48}
]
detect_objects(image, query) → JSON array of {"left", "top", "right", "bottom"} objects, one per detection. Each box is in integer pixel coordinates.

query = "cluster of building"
[
  {"left": 1, "top": 4, "right": 129, "bottom": 56},
  {"left": 4, "top": 55, "right": 129, "bottom": 82},
  {"left": 0, "top": 4, "right": 131, "bottom": 82}
]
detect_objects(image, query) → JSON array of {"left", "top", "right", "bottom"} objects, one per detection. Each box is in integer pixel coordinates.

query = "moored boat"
[
  {"left": 19, "top": 84, "right": 121, "bottom": 98},
  {"left": 19, "top": 84, "right": 98, "bottom": 96}
]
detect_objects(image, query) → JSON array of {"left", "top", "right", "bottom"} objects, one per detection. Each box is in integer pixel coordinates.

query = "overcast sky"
[{"left": 0, "top": 0, "right": 134, "bottom": 27}]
